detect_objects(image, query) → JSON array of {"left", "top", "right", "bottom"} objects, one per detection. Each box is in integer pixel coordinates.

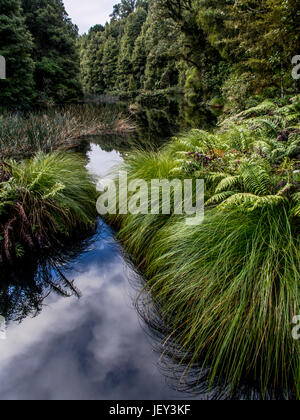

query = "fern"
[
  {"left": 215, "top": 175, "right": 241, "bottom": 193},
  {"left": 240, "top": 163, "right": 272, "bottom": 195},
  {"left": 218, "top": 192, "right": 286, "bottom": 211},
  {"left": 206, "top": 191, "right": 238, "bottom": 206}
]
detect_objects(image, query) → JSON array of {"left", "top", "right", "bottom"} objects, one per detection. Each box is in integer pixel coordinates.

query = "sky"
[{"left": 63, "top": 0, "right": 116, "bottom": 34}]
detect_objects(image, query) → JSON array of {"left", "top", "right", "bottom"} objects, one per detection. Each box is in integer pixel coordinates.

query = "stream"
[{"left": 0, "top": 133, "right": 192, "bottom": 400}]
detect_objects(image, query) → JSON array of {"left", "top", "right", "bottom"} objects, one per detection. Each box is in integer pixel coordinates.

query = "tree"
[
  {"left": 131, "top": 24, "right": 148, "bottom": 89},
  {"left": 22, "top": 0, "right": 82, "bottom": 104},
  {"left": 0, "top": 0, "right": 34, "bottom": 108},
  {"left": 153, "top": 0, "right": 224, "bottom": 100},
  {"left": 116, "top": 6, "right": 147, "bottom": 90},
  {"left": 111, "top": 0, "right": 148, "bottom": 20},
  {"left": 198, "top": 0, "right": 300, "bottom": 97},
  {"left": 142, "top": 9, "right": 180, "bottom": 90}
]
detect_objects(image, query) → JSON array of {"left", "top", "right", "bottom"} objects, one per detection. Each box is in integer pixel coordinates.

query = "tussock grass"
[
  {"left": 105, "top": 99, "right": 300, "bottom": 398},
  {"left": 0, "top": 152, "right": 98, "bottom": 265}
]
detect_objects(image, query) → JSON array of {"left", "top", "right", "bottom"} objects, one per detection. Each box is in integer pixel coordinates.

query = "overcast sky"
[{"left": 64, "top": 0, "right": 116, "bottom": 34}]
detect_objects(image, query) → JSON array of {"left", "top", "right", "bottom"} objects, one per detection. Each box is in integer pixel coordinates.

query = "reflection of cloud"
[
  {"left": 0, "top": 231, "right": 184, "bottom": 400},
  {"left": 86, "top": 144, "right": 122, "bottom": 179}
]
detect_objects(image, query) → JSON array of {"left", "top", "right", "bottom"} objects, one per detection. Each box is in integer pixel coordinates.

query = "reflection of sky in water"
[
  {"left": 0, "top": 145, "right": 187, "bottom": 400},
  {"left": 86, "top": 143, "right": 123, "bottom": 178}
]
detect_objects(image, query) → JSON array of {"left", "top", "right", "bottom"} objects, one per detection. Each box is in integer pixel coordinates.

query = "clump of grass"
[
  {"left": 0, "top": 105, "right": 134, "bottom": 159},
  {"left": 142, "top": 209, "right": 300, "bottom": 397},
  {"left": 0, "top": 152, "right": 98, "bottom": 265},
  {"left": 105, "top": 99, "right": 300, "bottom": 398}
]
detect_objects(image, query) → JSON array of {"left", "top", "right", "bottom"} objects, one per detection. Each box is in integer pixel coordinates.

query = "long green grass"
[
  {"left": 0, "top": 152, "right": 98, "bottom": 264},
  {"left": 106, "top": 98, "right": 300, "bottom": 398}
]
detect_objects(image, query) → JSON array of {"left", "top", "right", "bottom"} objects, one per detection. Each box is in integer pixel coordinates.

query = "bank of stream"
[{"left": 0, "top": 130, "right": 196, "bottom": 400}]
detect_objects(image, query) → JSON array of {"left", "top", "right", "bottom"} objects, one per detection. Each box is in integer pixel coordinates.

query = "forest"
[
  {"left": 79, "top": 0, "right": 300, "bottom": 112},
  {"left": 1, "top": 0, "right": 299, "bottom": 111},
  {"left": 0, "top": 0, "right": 82, "bottom": 108}
]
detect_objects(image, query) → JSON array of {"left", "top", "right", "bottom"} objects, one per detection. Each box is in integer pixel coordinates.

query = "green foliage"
[
  {"left": 0, "top": 152, "right": 98, "bottom": 264},
  {"left": 117, "top": 6, "right": 147, "bottom": 90},
  {"left": 0, "top": 0, "right": 82, "bottom": 108},
  {"left": 79, "top": 0, "right": 182, "bottom": 94},
  {"left": 105, "top": 99, "right": 300, "bottom": 397},
  {"left": 0, "top": 0, "right": 35, "bottom": 108},
  {"left": 80, "top": 0, "right": 299, "bottom": 113},
  {"left": 21, "top": 0, "right": 82, "bottom": 105}
]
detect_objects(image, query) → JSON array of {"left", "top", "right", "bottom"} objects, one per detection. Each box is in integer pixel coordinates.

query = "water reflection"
[
  {"left": 131, "top": 94, "right": 218, "bottom": 143},
  {"left": 0, "top": 233, "right": 96, "bottom": 323},
  {"left": 0, "top": 135, "right": 190, "bottom": 400},
  {"left": 0, "top": 223, "right": 189, "bottom": 400}
]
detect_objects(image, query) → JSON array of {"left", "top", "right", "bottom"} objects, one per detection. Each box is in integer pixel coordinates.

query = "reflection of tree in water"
[
  {"left": 0, "top": 229, "right": 96, "bottom": 324},
  {"left": 132, "top": 98, "right": 217, "bottom": 145},
  {"left": 78, "top": 96, "right": 218, "bottom": 156},
  {"left": 129, "top": 270, "right": 295, "bottom": 400},
  {"left": 134, "top": 107, "right": 178, "bottom": 144},
  {"left": 91, "top": 133, "right": 142, "bottom": 154}
]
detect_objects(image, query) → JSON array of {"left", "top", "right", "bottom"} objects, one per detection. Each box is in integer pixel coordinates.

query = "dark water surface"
[{"left": 0, "top": 135, "right": 192, "bottom": 400}]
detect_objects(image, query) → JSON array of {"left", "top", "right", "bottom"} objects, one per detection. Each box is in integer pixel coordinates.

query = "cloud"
[{"left": 63, "top": 0, "right": 116, "bottom": 34}]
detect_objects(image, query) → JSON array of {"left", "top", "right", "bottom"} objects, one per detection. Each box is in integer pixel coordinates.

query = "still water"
[{"left": 0, "top": 135, "right": 191, "bottom": 400}]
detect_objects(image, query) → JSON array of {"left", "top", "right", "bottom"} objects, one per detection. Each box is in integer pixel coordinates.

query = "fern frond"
[
  {"left": 206, "top": 172, "right": 230, "bottom": 183},
  {"left": 248, "top": 195, "right": 286, "bottom": 211},
  {"left": 215, "top": 175, "right": 241, "bottom": 193},
  {"left": 218, "top": 192, "right": 286, "bottom": 211},
  {"left": 205, "top": 191, "right": 237, "bottom": 206},
  {"left": 218, "top": 193, "right": 260, "bottom": 210},
  {"left": 240, "top": 164, "right": 271, "bottom": 195}
]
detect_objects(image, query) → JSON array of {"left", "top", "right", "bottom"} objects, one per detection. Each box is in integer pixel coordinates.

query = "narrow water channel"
[{"left": 0, "top": 136, "right": 190, "bottom": 400}]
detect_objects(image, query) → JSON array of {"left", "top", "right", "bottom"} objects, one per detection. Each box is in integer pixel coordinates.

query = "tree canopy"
[
  {"left": 79, "top": 0, "right": 299, "bottom": 110},
  {"left": 0, "top": 0, "right": 81, "bottom": 108}
]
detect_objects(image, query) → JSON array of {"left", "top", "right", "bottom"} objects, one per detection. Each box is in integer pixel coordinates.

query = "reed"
[{"left": 0, "top": 105, "right": 134, "bottom": 159}]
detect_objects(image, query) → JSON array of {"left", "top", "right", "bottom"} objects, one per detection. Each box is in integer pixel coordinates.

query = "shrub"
[{"left": 0, "top": 152, "right": 98, "bottom": 265}]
